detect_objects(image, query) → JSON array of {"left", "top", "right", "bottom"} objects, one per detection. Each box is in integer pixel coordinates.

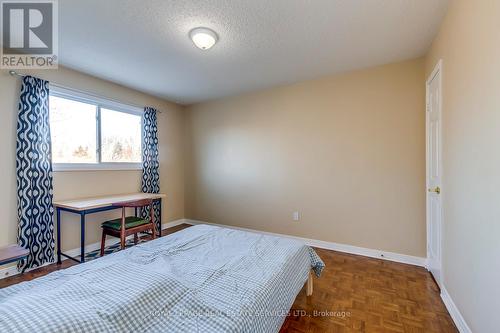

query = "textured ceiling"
[{"left": 59, "top": 0, "right": 449, "bottom": 104}]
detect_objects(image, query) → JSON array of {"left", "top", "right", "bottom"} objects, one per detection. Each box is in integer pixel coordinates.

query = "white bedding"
[{"left": 0, "top": 224, "right": 324, "bottom": 333}]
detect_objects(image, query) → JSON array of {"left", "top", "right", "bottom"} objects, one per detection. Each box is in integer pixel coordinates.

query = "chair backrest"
[
  {"left": 112, "top": 199, "right": 155, "bottom": 226},
  {"left": 112, "top": 199, "right": 153, "bottom": 208}
]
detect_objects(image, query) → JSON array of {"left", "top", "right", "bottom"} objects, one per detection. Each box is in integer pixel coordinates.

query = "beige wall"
[
  {"left": 185, "top": 58, "right": 426, "bottom": 257},
  {"left": 425, "top": 0, "right": 500, "bottom": 331},
  {"left": 0, "top": 67, "right": 185, "bottom": 254}
]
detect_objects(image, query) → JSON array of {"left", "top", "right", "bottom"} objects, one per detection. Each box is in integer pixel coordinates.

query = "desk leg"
[
  {"left": 158, "top": 198, "right": 162, "bottom": 237},
  {"left": 80, "top": 212, "right": 86, "bottom": 263},
  {"left": 56, "top": 207, "right": 61, "bottom": 264}
]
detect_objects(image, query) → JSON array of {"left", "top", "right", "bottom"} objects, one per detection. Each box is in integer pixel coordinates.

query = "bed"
[{"left": 0, "top": 224, "right": 324, "bottom": 333}]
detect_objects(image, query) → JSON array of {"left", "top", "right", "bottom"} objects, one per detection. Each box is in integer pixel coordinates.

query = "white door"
[{"left": 426, "top": 60, "right": 443, "bottom": 287}]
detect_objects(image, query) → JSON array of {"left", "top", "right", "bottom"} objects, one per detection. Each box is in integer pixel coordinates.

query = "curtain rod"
[
  {"left": 8, "top": 70, "right": 162, "bottom": 113},
  {"left": 9, "top": 70, "right": 25, "bottom": 77}
]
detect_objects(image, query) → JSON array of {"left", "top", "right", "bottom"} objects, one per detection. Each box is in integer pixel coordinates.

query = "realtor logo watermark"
[{"left": 1, "top": 0, "right": 58, "bottom": 69}]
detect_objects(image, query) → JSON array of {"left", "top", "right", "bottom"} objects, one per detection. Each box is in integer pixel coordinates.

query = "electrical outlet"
[{"left": 293, "top": 211, "right": 300, "bottom": 221}]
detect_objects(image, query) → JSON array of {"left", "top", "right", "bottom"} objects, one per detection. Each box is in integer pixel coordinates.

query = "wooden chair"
[{"left": 100, "top": 199, "right": 157, "bottom": 256}]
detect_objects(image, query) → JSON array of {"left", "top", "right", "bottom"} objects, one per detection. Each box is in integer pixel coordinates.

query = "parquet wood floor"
[
  {"left": 0, "top": 224, "right": 457, "bottom": 332},
  {"left": 280, "top": 248, "right": 457, "bottom": 333}
]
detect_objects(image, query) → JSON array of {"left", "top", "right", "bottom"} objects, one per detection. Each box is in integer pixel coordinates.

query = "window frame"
[{"left": 49, "top": 85, "right": 143, "bottom": 172}]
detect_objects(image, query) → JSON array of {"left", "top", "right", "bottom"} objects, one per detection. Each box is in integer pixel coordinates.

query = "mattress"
[{"left": 0, "top": 224, "right": 324, "bottom": 333}]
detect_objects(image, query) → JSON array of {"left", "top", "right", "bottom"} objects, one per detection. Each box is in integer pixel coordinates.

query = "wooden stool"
[{"left": 0, "top": 245, "right": 29, "bottom": 272}]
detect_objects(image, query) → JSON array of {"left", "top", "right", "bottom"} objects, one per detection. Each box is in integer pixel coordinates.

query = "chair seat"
[{"left": 101, "top": 216, "right": 149, "bottom": 231}]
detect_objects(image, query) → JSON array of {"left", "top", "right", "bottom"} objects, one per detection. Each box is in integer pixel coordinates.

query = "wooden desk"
[{"left": 54, "top": 193, "right": 165, "bottom": 264}]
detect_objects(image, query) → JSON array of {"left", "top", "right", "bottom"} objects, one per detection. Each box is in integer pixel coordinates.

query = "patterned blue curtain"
[
  {"left": 16, "top": 76, "right": 54, "bottom": 271},
  {"left": 141, "top": 107, "right": 160, "bottom": 233}
]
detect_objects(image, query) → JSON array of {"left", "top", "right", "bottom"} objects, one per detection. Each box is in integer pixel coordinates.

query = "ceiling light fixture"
[{"left": 189, "top": 27, "right": 218, "bottom": 50}]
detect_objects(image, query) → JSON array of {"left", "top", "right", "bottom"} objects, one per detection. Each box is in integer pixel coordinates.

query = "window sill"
[{"left": 53, "top": 163, "right": 142, "bottom": 172}]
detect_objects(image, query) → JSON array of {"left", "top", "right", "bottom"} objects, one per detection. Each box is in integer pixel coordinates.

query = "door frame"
[{"left": 425, "top": 59, "right": 443, "bottom": 287}]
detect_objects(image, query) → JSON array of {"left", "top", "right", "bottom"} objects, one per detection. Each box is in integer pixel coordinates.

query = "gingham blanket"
[{"left": 0, "top": 224, "right": 324, "bottom": 333}]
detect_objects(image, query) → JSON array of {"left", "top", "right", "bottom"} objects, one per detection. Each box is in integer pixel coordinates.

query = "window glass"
[
  {"left": 49, "top": 95, "right": 97, "bottom": 163},
  {"left": 101, "top": 108, "right": 142, "bottom": 163}
]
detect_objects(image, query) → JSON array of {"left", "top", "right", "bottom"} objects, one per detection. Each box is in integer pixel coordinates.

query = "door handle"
[{"left": 428, "top": 186, "right": 441, "bottom": 194}]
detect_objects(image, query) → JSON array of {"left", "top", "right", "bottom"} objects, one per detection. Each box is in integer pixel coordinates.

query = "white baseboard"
[
  {"left": 0, "top": 219, "right": 187, "bottom": 280},
  {"left": 161, "top": 219, "right": 187, "bottom": 229},
  {"left": 0, "top": 261, "right": 46, "bottom": 279},
  {"left": 184, "top": 219, "right": 427, "bottom": 267},
  {"left": 0, "top": 218, "right": 425, "bottom": 275},
  {"left": 440, "top": 286, "right": 472, "bottom": 333}
]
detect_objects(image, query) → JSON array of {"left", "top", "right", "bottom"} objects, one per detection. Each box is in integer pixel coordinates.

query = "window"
[
  {"left": 49, "top": 87, "right": 143, "bottom": 171},
  {"left": 50, "top": 96, "right": 97, "bottom": 164},
  {"left": 100, "top": 108, "right": 142, "bottom": 163}
]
